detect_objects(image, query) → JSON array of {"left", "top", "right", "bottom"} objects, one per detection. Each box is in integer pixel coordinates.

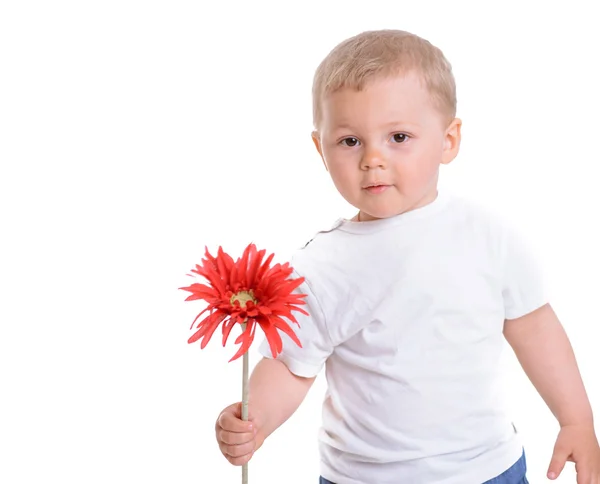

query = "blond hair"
[{"left": 312, "top": 29, "right": 456, "bottom": 129}]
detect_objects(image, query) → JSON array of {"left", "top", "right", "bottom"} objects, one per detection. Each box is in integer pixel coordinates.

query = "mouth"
[{"left": 363, "top": 183, "right": 391, "bottom": 194}]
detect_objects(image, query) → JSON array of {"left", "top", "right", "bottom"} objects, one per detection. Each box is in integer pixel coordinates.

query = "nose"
[{"left": 360, "top": 146, "right": 386, "bottom": 170}]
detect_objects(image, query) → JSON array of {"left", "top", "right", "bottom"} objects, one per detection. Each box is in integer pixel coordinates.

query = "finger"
[
  {"left": 217, "top": 427, "right": 255, "bottom": 445},
  {"left": 547, "top": 445, "right": 570, "bottom": 480},
  {"left": 575, "top": 460, "right": 596, "bottom": 484},
  {"left": 220, "top": 401, "right": 255, "bottom": 421},
  {"left": 220, "top": 440, "right": 256, "bottom": 462},
  {"left": 224, "top": 449, "right": 254, "bottom": 467},
  {"left": 576, "top": 471, "right": 591, "bottom": 484},
  {"left": 217, "top": 408, "right": 254, "bottom": 433}
]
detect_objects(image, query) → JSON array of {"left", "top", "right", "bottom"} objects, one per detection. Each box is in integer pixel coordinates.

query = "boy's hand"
[
  {"left": 547, "top": 423, "right": 600, "bottom": 483},
  {"left": 215, "top": 402, "right": 260, "bottom": 466}
]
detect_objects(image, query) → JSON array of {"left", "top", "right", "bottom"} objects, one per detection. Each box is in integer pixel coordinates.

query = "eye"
[
  {"left": 340, "top": 137, "right": 360, "bottom": 147},
  {"left": 391, "top": 133, "right": 409, "bottom": 143}
]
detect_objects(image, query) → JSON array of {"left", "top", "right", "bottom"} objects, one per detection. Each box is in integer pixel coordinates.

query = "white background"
[{"left": 1, "top": 1, "right": 599, "bottom": 483}]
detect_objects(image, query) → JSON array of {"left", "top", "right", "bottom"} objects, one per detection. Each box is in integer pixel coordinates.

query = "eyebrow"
[
  {"left": 384, "top": 120, "right": 421, "bottom": 128},
  {"left": 331, "top": 120, "right": 421, "bottom": 131}
]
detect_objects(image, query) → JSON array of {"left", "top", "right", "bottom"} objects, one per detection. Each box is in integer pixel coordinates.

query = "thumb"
[
  {"left": 547, "top": 441, "right": 570, "bottom": 480},
  {"left": 228, "top": 401, "right": 254, "bottom": 421},
  {"left": 220, "top": 401, "right": 254, "bottom": 424}
]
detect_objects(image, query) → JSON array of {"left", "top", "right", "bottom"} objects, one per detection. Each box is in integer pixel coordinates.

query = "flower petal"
[
  {"left": 259, "top": 321, "right": 283, "bottom": 358},
  {"left": 188, "top": 312, "right": 226, "bottom": 345},
  {"left": 271, "top": 315, "right": 302, "bottom": 348},
  {"left": 254, "top": 252, "right": 275, "bottom": 283},
  {"left": 236, "top": 244, "right": 254, "bottom": 287},
  {"left": 229, "top": 321, "right": 256, "bottom": 362},
  {"left": 221, "top": 319, "right": 237, "bottom": 346},
  {"left": 246, "top": 246, "right": 266, "bottom": 288},
  {"left": 179, "top": 282, "right": 219, "bottom": 301}
]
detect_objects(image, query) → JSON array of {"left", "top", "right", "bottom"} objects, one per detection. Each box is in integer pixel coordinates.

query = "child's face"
[{"left": 312, "top": 72, "right": 461, "bottom": 221}]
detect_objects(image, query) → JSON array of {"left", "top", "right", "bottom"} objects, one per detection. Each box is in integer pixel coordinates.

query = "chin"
[{"left": 361, "top": 207, "right": 404, "bottom": 220}]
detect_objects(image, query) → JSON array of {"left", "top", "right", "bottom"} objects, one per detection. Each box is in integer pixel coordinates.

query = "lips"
[{"left": 364, "top": 184, "right": 390, "bottom": 194}]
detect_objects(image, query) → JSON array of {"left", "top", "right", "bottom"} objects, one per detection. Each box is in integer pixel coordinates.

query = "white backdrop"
[{"left": 1, "top": 1, "right": 599, "bottom": 483}]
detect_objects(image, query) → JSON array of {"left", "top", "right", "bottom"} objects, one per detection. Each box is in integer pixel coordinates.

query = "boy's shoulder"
[
  {"left": 299, "top": 217, "right": 345, "bottom": 250},
  {"left": 446, "top": 194, "right": 538, "bottom": 266},
  {"left": 446, "top": 192, "right": 513, "bottom": 232}
]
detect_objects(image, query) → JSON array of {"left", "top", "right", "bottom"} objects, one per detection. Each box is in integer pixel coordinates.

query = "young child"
[{"left": 214, "top": 29, "right": 600, "bottom": 483}]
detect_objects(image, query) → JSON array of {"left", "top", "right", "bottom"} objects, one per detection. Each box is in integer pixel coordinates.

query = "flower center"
[{"left": 230, "top": 290, "right": 256, "bottom": 308}]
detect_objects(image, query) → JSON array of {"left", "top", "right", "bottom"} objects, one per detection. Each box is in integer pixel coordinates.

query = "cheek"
[
  {"left": 329, "top": 166, "right": 356, "bottom": 188},
  {"left": 325, "top": 160, "right": 359, "bottom": 194},
  {"left": 324, "top": 149, "right": 357, "bottom": 176},
  {"left": 394, "top": 148, "right": 439, "bottom": 183}
]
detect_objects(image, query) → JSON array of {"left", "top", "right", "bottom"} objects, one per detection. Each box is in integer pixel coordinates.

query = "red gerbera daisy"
[{"left": 180, "top": 243, "right": 308, "bottom": 362}]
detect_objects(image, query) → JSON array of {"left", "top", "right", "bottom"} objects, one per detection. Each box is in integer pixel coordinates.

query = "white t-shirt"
[{"left": 258, "top": 191, "right": 547, "bottom": 484}]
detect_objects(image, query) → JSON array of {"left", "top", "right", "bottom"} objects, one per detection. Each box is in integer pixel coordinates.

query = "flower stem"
[{"left": 241, "top": 326, "right": 249, "bottom": 484}]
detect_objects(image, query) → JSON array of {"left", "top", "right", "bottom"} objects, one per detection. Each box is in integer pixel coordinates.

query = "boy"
[{"left": 214, "top": 30, "right": 600, "bottom": 483}]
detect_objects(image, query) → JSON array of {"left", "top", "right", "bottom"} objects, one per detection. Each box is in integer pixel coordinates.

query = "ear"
[
  {"left": 441, "top": 118, "right": 462, "bottom": 165},
  {"left": 312, "top": 131, "right": 329, "bottom": 172}
]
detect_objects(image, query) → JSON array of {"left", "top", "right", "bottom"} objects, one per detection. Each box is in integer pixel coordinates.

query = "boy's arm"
[
  {"left": 249, "top": 357, "right": 316, "bottom": 450},
  {"left": 503, "top": 303, "right": 600, "bottom": 480},
  {"left": 503, "top": 303, "right": 593, "bottom": 426}
]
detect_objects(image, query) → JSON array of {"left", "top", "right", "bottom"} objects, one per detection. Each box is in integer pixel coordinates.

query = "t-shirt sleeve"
[
  {"left": 257, "top": 271, "right": 334, "bottom": 378},
  {"left": 501, "top": 223, "right": 548, "bottom": 320}
]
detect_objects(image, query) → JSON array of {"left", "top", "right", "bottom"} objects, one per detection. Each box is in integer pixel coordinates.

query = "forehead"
[{"left": 321, "top": 73, "right": 439, "bottom": 128}]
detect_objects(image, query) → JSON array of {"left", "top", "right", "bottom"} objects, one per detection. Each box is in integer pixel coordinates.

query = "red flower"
[{"left": 180, "top": 243, "right": 308, "bottom": 362}]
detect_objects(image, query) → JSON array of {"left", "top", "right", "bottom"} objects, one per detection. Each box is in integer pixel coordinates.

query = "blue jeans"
[{"left": 319, "top": 449, "right": 528, "bottom": 483}]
